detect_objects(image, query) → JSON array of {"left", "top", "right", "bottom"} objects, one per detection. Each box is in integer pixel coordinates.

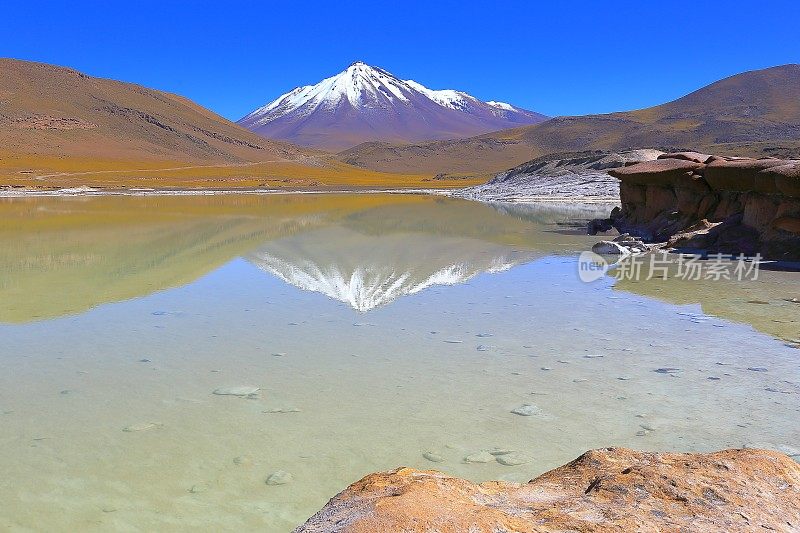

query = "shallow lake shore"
[{"left": 1, "top": 194, "right": 797, "bottom": 531}]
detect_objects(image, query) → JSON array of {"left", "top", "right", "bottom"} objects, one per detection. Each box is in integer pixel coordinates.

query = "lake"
[{"left": 1, "top": 194, "right": 798, "bottom": 531}]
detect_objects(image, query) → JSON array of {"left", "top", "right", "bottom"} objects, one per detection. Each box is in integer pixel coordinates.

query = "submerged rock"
[
  {"left": 122, "top": 422, "right": 162, "bottom": 432},
  {"left": 489, "top": 448, "right": 515, "bottom": 456},
  {"left": 266, "top": 470, "right": 293, "bottom": 485},
  {"left": 212, "top": 386, "right": 260, "bottom": 397},
  {"left": 188, "top": 483, "right": 209, "bottom": 494},
  {"left": 496, "top": 452, "right": 533, "bottom": 466},
  {"left": 422, "top": 452, "right": 445, "bottom": 463},
  {"left": 510, "top": 404, "right": 548, "bottom": 418},
  {"left": 295, "top": 447, "right": 800, "bottom": 532},
  {"left": 463, "top": 451, "right": 494, "bottom": 464},
  {"left": 653, "top": 367, "right": 680, "bottom": 374}
]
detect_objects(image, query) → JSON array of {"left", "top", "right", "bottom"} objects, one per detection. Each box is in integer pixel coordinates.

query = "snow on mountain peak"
[
  {"left": 487, "top": 101, "right": 515, "bottom": 110},
  {"left": 245, "top": 62, "right": 413, "bottom": 123},
  {"left": 244, "top": 62, "right": 523, "bottom": 121},
  {"left": 238, "top": 62, "right": 547, "bottom": 150}
]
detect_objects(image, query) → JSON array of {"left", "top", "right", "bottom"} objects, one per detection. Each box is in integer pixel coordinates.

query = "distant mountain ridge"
[
  {"left": 339, "top": 64, "right": 800, "bottom": 175},
  {"left": 5, "top": 58, "right": 799, "bottom": 189},
  {"left": 238, "top": 61, "right": 547, "bottom": 150}
]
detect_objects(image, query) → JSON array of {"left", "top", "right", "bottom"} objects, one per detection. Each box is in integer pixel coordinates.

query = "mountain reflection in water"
[
  {"left": 248, "top": 227, "right": 536, "bottom": 312},
  {"left": 0, "top": 194, "right": 606, "bottom": 322}
]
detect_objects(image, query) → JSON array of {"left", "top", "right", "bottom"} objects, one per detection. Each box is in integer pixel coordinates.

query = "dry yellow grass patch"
[{"left": 0, "top": 152, "right": 485, "bottom": 190}]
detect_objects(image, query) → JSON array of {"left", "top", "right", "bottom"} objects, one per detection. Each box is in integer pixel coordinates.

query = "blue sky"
[{"left": 3, "top": 0, "right": 799, "bottom": 121}]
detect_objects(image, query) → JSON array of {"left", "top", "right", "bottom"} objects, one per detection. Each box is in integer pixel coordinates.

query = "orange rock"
[{"left": 296, "top": 448, "right": 800, "bottom": 532}]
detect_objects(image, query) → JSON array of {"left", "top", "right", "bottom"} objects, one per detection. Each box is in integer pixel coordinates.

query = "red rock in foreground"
[{"left": 296, "top": 448, "right": 800, "bottom": 532}]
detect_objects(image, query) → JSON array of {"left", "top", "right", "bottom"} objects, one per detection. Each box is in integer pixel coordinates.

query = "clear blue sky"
[{"left": 3, "top": 0, "right": 799, "bottom": 121}]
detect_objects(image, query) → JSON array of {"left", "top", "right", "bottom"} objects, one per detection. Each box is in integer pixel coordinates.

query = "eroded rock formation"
[
  {"left": 296, "top": 447, "right": 800, "bottom": 532},
  {"left": 601, "top": 153, "right": 800, "bottom": 260}
]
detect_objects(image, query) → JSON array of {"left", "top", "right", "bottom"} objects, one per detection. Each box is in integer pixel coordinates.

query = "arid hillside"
[
  {"left": 340, "top": 65, "right": 800, "bottom": 177},
  {"left": 0, "top": 58, "right": 443, "bottom": 189},
  {"left": 0, "top": 58, "right": 312, "bottom": 162}
]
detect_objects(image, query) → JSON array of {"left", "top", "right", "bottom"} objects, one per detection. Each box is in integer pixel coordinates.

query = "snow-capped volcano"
[{"left": 238, "top": 61, "right": 547, "bottom": 150}]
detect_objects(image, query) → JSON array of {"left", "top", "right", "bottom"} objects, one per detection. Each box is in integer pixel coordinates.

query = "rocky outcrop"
[
  {"left": 599, "top": 153, "right": 800, "bottom": 260},
  {"left": 296, "top": 447, "right": 800, "bottom": 532}
]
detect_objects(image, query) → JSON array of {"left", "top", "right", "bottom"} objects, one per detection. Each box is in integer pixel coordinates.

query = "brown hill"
[
  {"left": 0, "top": 58, "right": 311, "bottom": 163},
  {"left": 340, "top": 64, "right": 800, "bottom": 177},
  {"left": 0, "top": 58, "right": 439, "bottom": 189}
]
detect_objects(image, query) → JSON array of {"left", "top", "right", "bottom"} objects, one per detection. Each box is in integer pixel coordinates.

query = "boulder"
[
  {"left": 592, "top": 235, "right": 648, "bottom": 255},
  {"left": 609, "top": 159, "right": 704, "bottom": 187},
  {"left": 711, "top": 195, "right": 744, "bottom": 221},
  {"left": 742, "top": 193, "right": 781, "bottom": 230},
  {"left": 674, "top": 179, "right": 714, "bottom": 218},
  {"left": 619, "top": 181, "right": 646, "bottom": 204},
  {"left": 295, "top": 447, "right": 800, "bottom": 533},
  {"left": 762, "top": 162, "right": 800, "bottom": 198},
  {"left": 644, "top": 185, "right": 677, "bottom": 220},
  {"left": 704, "top": 158, "right": 787, "bottom": 193},
  {"left": 587, "top": 218, "right": 614, "bottom": 235}
]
